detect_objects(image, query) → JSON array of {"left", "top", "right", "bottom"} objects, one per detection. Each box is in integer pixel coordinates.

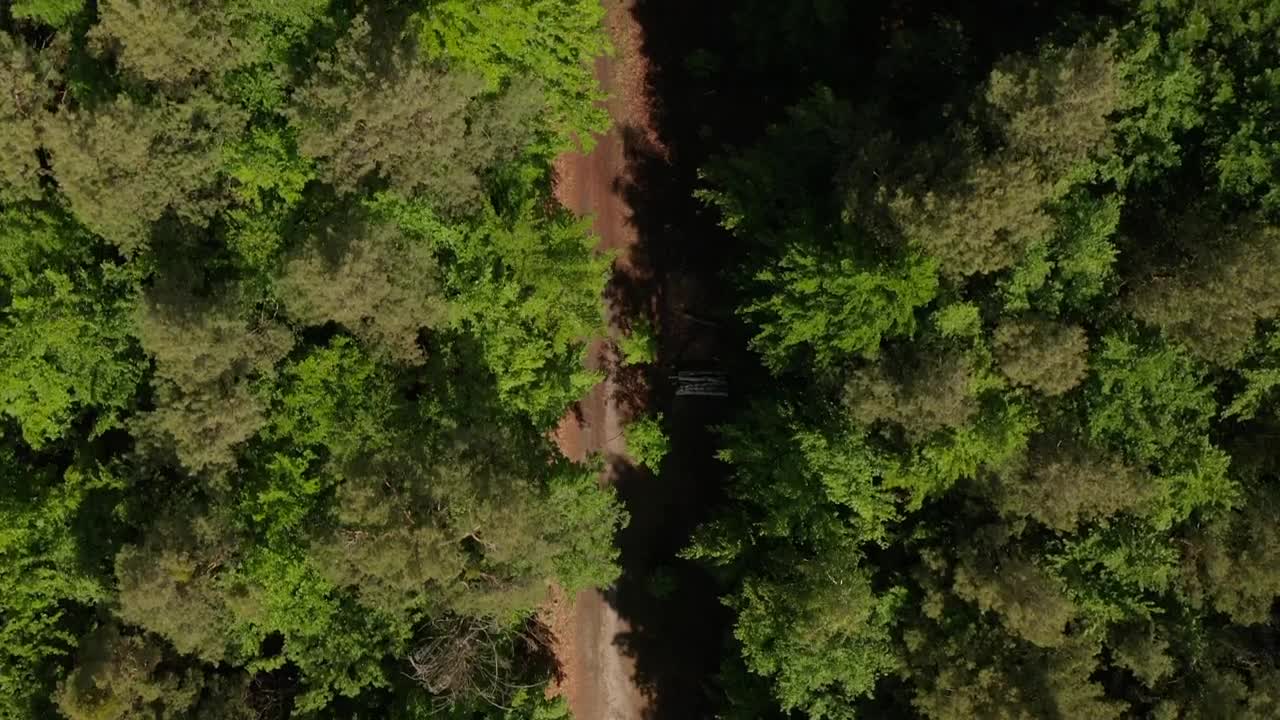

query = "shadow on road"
[
  {"left": 599, "top": 123, "right": 738, "bottom": 718},
  {"left": 589, "top": 1, "right": 767, "bottom": 717}
]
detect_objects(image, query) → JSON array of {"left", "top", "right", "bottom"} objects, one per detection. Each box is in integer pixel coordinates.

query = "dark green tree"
[{"left": 289, "top": 16, "right": 541, "bottom": 210}]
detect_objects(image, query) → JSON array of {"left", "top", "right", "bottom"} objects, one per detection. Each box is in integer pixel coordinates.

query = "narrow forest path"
[
  {"left": 549, "top": 2, "right": 732, "bottom": 718},
  {"left": 549, "top": 2, "right": 653, "bottom": 718}
]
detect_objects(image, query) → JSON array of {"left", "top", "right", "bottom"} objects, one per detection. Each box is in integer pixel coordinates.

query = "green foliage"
[
  {"left": 1086, "top": 334, "right": 1215, "bottom": 465},
  {"left": 894, "top": 43, "right": 1119, "bottom": 278},
  {"left": 999, "top": 192, "right": 1122, "bottom": 314},
  {"left": 885, "top": 394, "right": 1039, "bottom": 506},
  {"left": 792, "top": 427, "right": 898, "bottom": 544},
  {"left": 992, "top": 317, "right": 1088, "bottom": 396},
  {"left": 447, "top": 207, "right": 606, "bottom": 425},
  {"left": 617, "top": 317, "right": 658, "bottom": 365},
  {"left": 1224, "top": 328, "right": 1280, "bottom": 420},
  {"left": 55, "top": 624, "right": 244, "bottom": 720},
  {"left": 745, "top": 245, "right": 938, "bottom": 369},
  {"left": 503, "top": 688, "right": 572, "bottom": 720},
  {"left": 933, "top": 302, "right": 981, "bottom": 338},
  {"left": 290, "top": 16, "right": 541, "bottom": 209},
  {"left": 44, "top": 94, "right": 244, "bottom": 253},
  {"left": 381, "top": 194, "right": 608, "bottom": 426},
  {"left": 698, "top": 86, "right": 940, "bottom": 372},
  {"left": 397, "top": 682, "right": 572, "bottom": 720},
  {"left": 260, "top": 336, "right": 396, "bottom": 462},
  {"left": 624, "top": 414, "right": 669, "bottom": 474},
  {"left": 414, "top": 0, "right": 610, "bottom": 148},
  {"left": 1086, "top": 336, "right": 1239, "bottom": 527},
  {"left": 0, "top": 454, "right": 117, "bottom": 719},
  {"left": 1130, "top": 218, "right": 1280, "bottom": 364},
  {"left": 10, "top": 0, "right": 84, "bottom": 27},
  {"left": 231, "top": 547, "right": 399, "bottom": 712},
  {"left": 1112, "top": 0, "right": 1280, "bottom": 209},
  {"left": 690, "top": 4, "right": 1280, "bottom": 718},
  {"left": 687, "top": 404, "right": 857, "bottom": 569},
  {"left": 1050, "top": 520, "right": 1182, "bottom": 627},
  {"left": 733, "top": 553, "right": 902, "bottom": 719},
  {"left": 0, "top": 0, "right": 617, "bottom": 715},
  {"left": 278, "top": 214, "right": 447, "bottom": 363},
  {"left": 0, "top": 206, "right": 144, "bottom": 446},
  {"left": 0, "top": 36, "right": 52, "bottom": 203},
  {"left": 545, "top": 467, "right": 626, "bottom": 592},
  {"left": 222, "top": 126, "right": 315, "bottom": 211}
]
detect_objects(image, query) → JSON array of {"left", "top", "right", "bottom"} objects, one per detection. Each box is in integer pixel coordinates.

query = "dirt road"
[
  {"left": 550, "top": 2, "right": 659, "bottom": 719},
  {"left": 550, "top": 2, "right": 734, "bottom": 717}
]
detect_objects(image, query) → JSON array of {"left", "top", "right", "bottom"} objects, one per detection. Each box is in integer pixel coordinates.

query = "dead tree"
[{"left": 407, "top": 614, "right": 553, "bottom": 710}]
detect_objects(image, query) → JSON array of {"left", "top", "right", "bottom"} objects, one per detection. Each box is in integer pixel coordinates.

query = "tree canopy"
[
  {"left": 10, "top": 0, "right": 1280, "bottom": 718},
  {"left": 0, "top": 2, "right": 620, "bottom": 717},
  {"left": 686, "top": 0, "right": 1280, "bottom": 717}
]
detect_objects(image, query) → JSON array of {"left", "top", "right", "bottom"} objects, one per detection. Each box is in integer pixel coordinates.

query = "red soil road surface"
[{"left": 549, "top": 1, "right": 660, "bottom": 718}]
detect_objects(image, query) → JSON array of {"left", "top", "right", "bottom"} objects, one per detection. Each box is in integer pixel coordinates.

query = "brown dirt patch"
[{"left": 545, "top": 1, "right": 658, "bottom": 718}]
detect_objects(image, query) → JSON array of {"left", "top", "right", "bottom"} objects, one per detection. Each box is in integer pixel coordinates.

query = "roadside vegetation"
[
  {"left": 0, "top": 1, "right": 623, "bottom": 718},
  {"left": 684, "top": 1, "right": 1280, "bottom": 717}
]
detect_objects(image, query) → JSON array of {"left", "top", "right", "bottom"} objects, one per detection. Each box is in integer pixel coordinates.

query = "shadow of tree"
[
  {"left": 609, "top": 360, "right": 650, "bottom": 421},
  {"left": 585, "top": 1, "right": 762, "bottom": 716}
]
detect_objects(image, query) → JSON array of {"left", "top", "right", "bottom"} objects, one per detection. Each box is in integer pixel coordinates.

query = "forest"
[
  {"left": 4, "top": 0, "right": 1280, "bottom": 719},
  {"left": 682, "top": 0, "right": 1280, "bottom": 717},
  {"left": 1, "top": 0, "right": 622, "bottom": 717}
]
